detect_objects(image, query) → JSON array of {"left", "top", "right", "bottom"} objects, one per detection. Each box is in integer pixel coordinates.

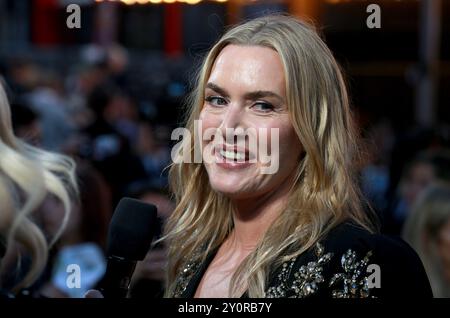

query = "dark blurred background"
[{"left": 1, "top": 0, "right": 449, "bottom": 298}]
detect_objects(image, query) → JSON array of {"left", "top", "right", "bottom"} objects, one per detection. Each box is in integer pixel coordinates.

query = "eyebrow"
[{"left": 205, "top": 82, "right": 285, "bottom": 103}]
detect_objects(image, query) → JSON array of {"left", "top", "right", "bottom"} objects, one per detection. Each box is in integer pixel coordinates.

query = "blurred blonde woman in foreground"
[
  {"left": 0, "top": 81, "right": 77, "bottom": 296},
  {"left": 403, "top": 183, "right": 450, "bottom": 298}
]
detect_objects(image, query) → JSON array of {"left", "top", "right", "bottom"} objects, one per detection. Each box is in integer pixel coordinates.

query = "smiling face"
[{"left": 199, "top": 44, "right": 303, "bottom": 200}]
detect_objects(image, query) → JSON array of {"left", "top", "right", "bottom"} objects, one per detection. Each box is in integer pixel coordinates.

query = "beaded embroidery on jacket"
[{"left": 171, "top": 243, "right": 374, "bottom": 298}]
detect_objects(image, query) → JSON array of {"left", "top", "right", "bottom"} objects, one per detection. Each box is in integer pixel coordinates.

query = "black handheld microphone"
[{"left": 98, "top": 197, "right": 158, "bottom": 298}]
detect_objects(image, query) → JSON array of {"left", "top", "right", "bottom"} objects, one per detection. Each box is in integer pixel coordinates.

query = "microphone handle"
[{"left": 98, "top": 256, "right": 137, "bottom": 298}]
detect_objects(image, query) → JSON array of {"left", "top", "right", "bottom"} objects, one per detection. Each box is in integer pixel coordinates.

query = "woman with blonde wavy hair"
[
  {"left": 0, "top": 80, "right": 77, "bottom": 296},
  {"left": 403, "top": 183, "right": 450, "bottom": 298},
  {"left": 163, "top": 15, "right": 432, "bottom": 298}
]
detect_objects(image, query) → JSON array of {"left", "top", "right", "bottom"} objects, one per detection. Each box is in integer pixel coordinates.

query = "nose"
[{"left": 218, "top": 103, "right": 245, "bottom": 143}]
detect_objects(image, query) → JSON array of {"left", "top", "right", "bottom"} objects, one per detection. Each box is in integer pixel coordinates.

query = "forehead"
[{"left": 207, "top": 44, "right": 286, "bottom": 93}]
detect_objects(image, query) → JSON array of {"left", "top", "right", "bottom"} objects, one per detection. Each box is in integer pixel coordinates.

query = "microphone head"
[{"left": 106, "top": 197, "right": 158, "bottom": 261}]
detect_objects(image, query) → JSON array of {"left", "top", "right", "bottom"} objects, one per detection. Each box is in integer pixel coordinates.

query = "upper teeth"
[{"left": 220, "top": 149, "right": 245, "bottom": 160}]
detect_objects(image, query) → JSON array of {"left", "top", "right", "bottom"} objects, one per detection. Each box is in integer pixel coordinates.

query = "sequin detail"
[
  {"left": 171, "top": 243, "right": 375, "bottom": 298},
  {"left": 265, "top": 243, "right": 333, "bottom": 298},
  {"left": 329, "top": 249, "right": 373, "bottom": 298},
  {"left": 171, "top": 254, "right": 202, "bottom": 298}
]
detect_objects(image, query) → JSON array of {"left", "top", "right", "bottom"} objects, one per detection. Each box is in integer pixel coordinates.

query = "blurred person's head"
[
  {"left": 8, "top": 59, "right": 40, "bottom": 92},
  {"left": 76, "top": 65, "right": 108, "bottom": 96},
  {"left": 106, "top": 44, "right": 129, "bottom": 75},
  {"left": 0, "top": 83, "right": 77, "bottom": 294},
  {"left": 401, "top": 150, "right": 450, "bottom": 207},
  {"left": 87, "top": 84, "right": 136, "bottom": 121},
  {"left": 35, "top": 69, "right": 65, "bottom": 96},
  {"left": 403, "top": 183, "right": 450, "bottom": 297},
  {"left": 136, "top": 122, "right": 171, "bottom": 155},
  {"left": 105, "top": 91, "right": 138, "bottom": 124}
]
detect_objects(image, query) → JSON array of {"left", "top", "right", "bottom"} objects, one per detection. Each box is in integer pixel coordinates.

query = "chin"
[
  {"left": 205, "top": 165, "right": 260, "bottom": 197},
  {"left": 209, "top": 179, "right": 240, "bottom": 196},
  {"left": 209, "top": 181, "right": 257, "bottom": 200},
  {"left": 210, "top": 180, "right": 236, "bottom": 193}
]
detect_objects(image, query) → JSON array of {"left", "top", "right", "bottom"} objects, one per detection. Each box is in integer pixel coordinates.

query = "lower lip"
[{"left": 215, "top": 150, "right": 253, "bottom": 170}]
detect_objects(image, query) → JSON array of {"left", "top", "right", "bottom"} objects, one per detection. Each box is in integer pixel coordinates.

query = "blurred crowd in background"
[
  {"left": 1, "top": 42, "right": 177, "bottom": 298},
  {"left": 0, "top": 0, "right": 450, "bottom": 298}
]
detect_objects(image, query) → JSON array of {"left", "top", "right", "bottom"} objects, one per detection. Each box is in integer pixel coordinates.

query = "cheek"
[
  {"left": 265, "top": 119, "right": 302, "bottom": 158},
  {"left": 280, "top": 128, "right": 302, "bottom": 155},
  {"left": 199, "top": 110, "right": 224, "bottom": 165},
  {"left": 199, "top": 110, "right": 221, "bottom": 142}
]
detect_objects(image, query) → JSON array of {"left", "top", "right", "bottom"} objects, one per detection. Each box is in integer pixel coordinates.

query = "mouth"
[
  {"left": 219, "top": 149, "right": 246, "bottom": 161},
  {"left": 213, "top": 144, "right": 255, "bottom": 168}
]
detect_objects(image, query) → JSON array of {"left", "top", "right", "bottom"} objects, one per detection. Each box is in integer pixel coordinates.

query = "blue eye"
[
  {"left": 253, "top": 102, "right": 274, "bottom": 112},
  {"left": 205, "top": 96, "right": 227, "bottom": 107}
]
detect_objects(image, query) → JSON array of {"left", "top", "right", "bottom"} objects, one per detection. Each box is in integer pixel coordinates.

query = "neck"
[{"left": 229, "top": 177, "right": 294, "bottom": 250}]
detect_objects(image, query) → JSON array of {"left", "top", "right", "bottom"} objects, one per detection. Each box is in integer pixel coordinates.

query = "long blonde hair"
[
  {"left": 164, "top": 15, "right": 376, "bottom": 297},
  {"left": 0, "top": 81, "right": 77, "bottom": 293},
  {"left": 403, "top": 183, "right": 450, "bottom": 298}
]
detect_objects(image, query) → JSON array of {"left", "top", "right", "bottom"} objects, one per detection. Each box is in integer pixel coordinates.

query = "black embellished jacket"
[{"left": 170, "top": 222, "right": 433, "bottom": 298}]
